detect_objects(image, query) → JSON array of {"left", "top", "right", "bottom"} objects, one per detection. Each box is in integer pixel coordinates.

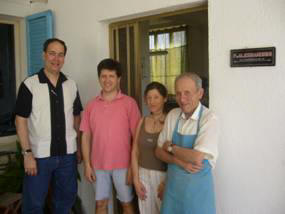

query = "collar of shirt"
[
  {"left": 180, "top": 102, "right": 202, "bottom": 121},
  {"left": 38, "top": 68, "right": 67, "bottom": 86},
  {"left": 96, "top": 90, "right": 124, "bottom": 101}
]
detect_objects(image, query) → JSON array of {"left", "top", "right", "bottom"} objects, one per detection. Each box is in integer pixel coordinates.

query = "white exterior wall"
[
  {"left": 210, "top": 1, "right": 285, "bottom": 213},
  {"left": 1, "top": 0, "right": 285, "bottom": 213}
]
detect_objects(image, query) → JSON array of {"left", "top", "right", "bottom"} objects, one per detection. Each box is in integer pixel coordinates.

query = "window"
[
  {"left": 149, "top": 26, "right": 187, "bottom": 96},
  {"left": 0, "top": 10, "right": 54, "bottom": 137},
  {"left": 0, "top": 23, "right": 16, "bottom": 137}
]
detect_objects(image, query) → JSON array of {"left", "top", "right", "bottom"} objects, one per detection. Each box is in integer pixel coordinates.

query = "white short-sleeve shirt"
[{"left": 158, "top": 102, "right": 220, "bottom": 168}]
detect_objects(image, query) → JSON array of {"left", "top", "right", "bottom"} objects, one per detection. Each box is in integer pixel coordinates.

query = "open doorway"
[
  {"left": 109, "top": 6, "right": 208, "bottom": 213},
  {"left": 110, "top": 6, "right": 209, "bottom": 115}
]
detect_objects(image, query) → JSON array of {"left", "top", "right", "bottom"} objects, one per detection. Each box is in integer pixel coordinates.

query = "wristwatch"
[
  {"left": 167, "top": 144, "right": 174, "bottom": 153},
  {"left": 22, "top": 149, "right": 32, "bottom": 156}
]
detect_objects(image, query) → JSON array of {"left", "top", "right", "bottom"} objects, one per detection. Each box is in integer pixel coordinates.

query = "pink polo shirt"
[{"left": 80, "top": 91, "right": 141, "bottom": 170}]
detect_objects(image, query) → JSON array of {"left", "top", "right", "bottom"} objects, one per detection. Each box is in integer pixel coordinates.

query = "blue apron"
[{"left": 160, "top": 107, "right": 216, "bottom": 214}]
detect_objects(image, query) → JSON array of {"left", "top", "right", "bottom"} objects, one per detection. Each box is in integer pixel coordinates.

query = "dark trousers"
[{"left": 22, "top": 154, "right": 77, "bottom": 214}]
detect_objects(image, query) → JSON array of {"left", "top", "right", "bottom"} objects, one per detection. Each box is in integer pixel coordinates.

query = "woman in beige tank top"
[{"left": 131, "top": 82, "right": 168, "bottom": 214}]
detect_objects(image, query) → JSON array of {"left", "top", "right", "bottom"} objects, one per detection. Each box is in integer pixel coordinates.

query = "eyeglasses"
[{"left": 47, "top": 51, "right": 65, "bottom": 58}]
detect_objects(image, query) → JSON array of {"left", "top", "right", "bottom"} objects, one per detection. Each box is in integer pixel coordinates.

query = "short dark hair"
[
  {"left": 43, "top": 38, "right": 67, "bottom": 55},
  {"left": 144, "top": 81, "right": 168, "bottom": 113},
  {"left": 97, "top": 58, "right": 122, "bottom": 77}
]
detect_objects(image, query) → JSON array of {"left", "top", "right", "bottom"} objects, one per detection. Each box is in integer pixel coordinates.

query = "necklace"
[{"left": 150, "top": 114, "right": 165, "bottom": 131}]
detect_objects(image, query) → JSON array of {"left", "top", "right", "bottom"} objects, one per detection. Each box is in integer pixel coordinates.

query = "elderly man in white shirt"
[{"left": 156, "top": 72, "right": 219, "bottom": 214}]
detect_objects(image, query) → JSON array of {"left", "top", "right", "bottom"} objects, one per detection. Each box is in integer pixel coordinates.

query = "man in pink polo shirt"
[{"left": 80, "top": 58, "right": 141, "bottom": 214}]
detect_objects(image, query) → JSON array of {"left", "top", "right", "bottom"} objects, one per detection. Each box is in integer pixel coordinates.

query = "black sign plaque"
[{"left": 230, "top": 47, "right": 276, "bottom": 67}]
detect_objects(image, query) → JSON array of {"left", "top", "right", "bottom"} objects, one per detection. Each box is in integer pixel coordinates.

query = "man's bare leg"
[
  {"left": 96, "top": 199, "right": 108, "bottom": 214},
  {"left": 121, "top": 201, "right": 135, "bottom": 214}
]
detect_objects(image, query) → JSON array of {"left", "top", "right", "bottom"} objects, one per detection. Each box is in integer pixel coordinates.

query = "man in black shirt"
[{"left": 15, "top": 38, "right": 83, "bottom": 214}]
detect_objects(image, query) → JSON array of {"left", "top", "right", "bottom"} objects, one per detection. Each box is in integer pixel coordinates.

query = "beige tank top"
[{"left": 138, "top": 118, "right": 167, "bottom": 171}]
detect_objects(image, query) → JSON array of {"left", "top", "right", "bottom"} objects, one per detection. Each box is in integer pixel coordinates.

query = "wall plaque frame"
[{"left": 230, "top": 47, "right": 276, "bottom": 67}]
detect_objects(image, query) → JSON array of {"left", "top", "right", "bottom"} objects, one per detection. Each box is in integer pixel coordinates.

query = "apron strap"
[
  {"left": 196, "top": 105, "right": 204, "bottom": 134},
  {"left": 173, "top": 112, "right": 182, "bottom": 135},
  {"left": 172, "top": 105, "right": 204, "bottom": 143}
]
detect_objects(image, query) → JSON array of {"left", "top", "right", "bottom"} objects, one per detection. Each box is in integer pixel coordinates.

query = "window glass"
[
  {"left": 149, "top": 27, "right": 187, "bottom": 96},
  {"left": 0, "top": 23, "right": 16, "bottom": 137}
]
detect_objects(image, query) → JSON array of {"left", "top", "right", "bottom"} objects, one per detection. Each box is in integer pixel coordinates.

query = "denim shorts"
[{"left": 93, "top": 168, "right": 133, "bottom": 202}]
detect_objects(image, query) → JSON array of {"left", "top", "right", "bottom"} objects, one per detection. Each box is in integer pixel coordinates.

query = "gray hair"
[{"left": 175, "top": 72, "right": 203, "bottom": 89}]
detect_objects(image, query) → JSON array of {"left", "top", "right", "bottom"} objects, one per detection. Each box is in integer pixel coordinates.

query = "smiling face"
[
  {"left": 145, "top": 89, "right": 167, "bottom": 114},
  {"left": 175, "top": 76, "right": 204, "bottom": 118},
  {"left": 43, "top": 41, "right": 65, "bottom": 74},
  {"left": 99, "top": 69, "right": 120, "bottom": 94}
]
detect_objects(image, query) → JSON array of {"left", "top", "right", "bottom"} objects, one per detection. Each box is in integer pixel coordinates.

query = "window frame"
[{"left": 0, "top": 19, "right": 20, "bottom": 137}]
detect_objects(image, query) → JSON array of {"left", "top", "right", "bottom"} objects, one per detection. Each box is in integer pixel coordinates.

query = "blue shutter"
[{"left": 26, "top": 10, "right": 53, "bottom": 76}]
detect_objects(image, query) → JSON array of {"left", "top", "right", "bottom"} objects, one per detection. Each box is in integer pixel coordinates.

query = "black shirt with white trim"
[{"left": 15, "top": 69, "right": 83, "bottom": 158}]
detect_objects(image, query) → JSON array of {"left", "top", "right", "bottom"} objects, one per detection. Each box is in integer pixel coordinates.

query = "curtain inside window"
[{"left": 150, "top": 28, "right": 187, "bottom": 95}]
